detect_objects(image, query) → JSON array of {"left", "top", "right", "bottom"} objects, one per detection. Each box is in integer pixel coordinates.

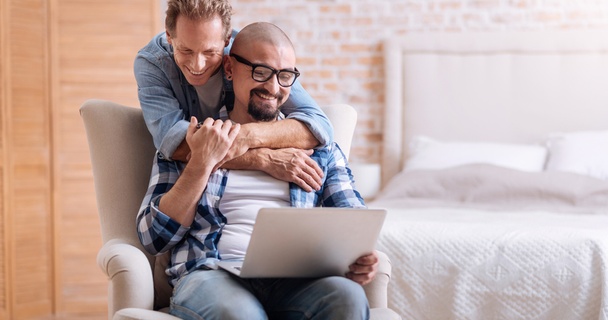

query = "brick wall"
[{"left": 230, "top": 0, "right": 608, "bottom": 164}]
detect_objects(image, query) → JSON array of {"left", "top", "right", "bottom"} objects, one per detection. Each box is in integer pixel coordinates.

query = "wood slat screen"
[{"left": 0, "top": 0, "right": 160, "bottom": 318}]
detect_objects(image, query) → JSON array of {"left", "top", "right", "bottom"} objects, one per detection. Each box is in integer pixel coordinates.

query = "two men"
[
  {"left": 134, "top": 0, "right": 329, "bottom": 192},
  {"left": 137, "top": 20, "right": 378, "bottom": 320},
  {"left": 134, "top": 0, "right": 380, "bottom": 319}
]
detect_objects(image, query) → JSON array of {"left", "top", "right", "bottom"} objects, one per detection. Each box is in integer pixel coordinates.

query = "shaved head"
[
  {"left": 224, "top": 21, "right": 298, "bottom": 124},
  {"left": 231, "top": 22, "right": 295, "bottom": 55}
]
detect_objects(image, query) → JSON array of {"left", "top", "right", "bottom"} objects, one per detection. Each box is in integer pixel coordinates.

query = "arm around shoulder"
[
  {"left": 276, "top": 80, "right": 334, "bottom": 147},
  {"left": 134, "top": 46, "right": 189, "bottom": 159}
]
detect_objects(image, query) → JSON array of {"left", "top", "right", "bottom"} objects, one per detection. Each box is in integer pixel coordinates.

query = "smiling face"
[
  {"left": 167, "top": 14, "right": 227, "bottom": 86},
  {"left": 226, "top": 42, "right": 296, "bottom": 123}
]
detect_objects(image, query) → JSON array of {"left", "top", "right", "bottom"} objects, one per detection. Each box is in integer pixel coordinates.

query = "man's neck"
[{"left": 228, "top": 106, "right": 255, "bottom": 124}]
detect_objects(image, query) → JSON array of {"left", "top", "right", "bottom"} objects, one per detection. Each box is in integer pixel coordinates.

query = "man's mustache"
[{"left": 250, "top": 88, "right": 284, "bottom": 101}]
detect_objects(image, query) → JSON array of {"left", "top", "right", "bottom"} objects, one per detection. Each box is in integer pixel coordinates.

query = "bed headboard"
[{"left": 382, "top": 30, "right": 608, "bottom": 186}]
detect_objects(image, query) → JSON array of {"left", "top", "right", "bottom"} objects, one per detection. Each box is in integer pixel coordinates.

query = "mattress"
[{"left": 369, "top": 165, "right": 608, "bottom": 319}]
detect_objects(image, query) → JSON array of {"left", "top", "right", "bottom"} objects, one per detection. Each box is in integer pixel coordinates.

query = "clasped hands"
[{"left": 187, "top": 116, "right": 323, "bottom": 192}]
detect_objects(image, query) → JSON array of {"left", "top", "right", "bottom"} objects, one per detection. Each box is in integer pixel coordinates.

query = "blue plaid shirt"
[{"left": 137, "top": 113, "right": 365, "bottom": 286}]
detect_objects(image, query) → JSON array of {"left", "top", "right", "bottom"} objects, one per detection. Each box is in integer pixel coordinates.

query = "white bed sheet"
[
  {"left": 371, "top": 201, "right": 608, "bottom": 320},
  {"left": 378, "top": 30, "right": 608, "bottom": 319}
]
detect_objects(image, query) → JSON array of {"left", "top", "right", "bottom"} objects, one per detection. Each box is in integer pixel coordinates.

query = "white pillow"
[
  {"left": 545, "top": 130, "right": 608, "bottom": 180},
  {"left": 404, "top": 136, "right": 548, "bottom": 172}
]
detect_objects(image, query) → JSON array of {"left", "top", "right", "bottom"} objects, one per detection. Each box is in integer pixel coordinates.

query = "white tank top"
[{"left": 217, "top": 170, "right": 290, "bottom": 260}]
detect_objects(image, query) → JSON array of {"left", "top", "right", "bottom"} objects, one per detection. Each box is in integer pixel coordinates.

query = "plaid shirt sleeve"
[
  {"left": 136, "top": 152, "right": 190, "bottom": 255},
  {"left": 320, "top": 143, "right": 366, "bottom": 208}
]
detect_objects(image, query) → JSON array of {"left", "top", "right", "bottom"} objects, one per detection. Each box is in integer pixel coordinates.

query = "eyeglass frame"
[{"left": 229, "top": 53, "right": 300, "bottom": 87}]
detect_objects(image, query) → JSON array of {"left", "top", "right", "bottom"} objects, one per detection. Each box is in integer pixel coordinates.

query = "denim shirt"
[{"left": 134, "top": 31, "right": 334, "bottom": 159}]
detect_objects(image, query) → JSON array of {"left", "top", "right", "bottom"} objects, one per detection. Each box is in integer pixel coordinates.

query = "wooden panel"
[
  {"left": 0, "top": 0, "right": 9, "bottom": 317},
  {"left": 7, "top": 0, "right": 54, "bottom": 318},
  {"left": 0, "top": 0, "right": 159, "bottom": 317},
  {"left": 52, "top": 0, "right": 159, "bottom": 316}
]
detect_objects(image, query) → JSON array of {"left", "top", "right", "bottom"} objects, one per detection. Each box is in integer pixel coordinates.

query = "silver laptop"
[{"left": 216, "top": 207, "right": 387, "bottom": 278}]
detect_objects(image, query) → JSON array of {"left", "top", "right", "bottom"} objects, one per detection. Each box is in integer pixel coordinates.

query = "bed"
[{"left": 370, "top": 30, "right": 608, "bottom": 319}]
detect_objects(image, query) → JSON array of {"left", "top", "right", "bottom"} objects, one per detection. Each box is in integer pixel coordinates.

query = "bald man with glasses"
[{"left": 137, "top": 22, "right": 378, "bottom": 320}]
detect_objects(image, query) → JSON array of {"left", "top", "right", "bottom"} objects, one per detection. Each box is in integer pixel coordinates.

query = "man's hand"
[
  {"left": 216, "top": 127, "right": 253, "bottom": 169},
  {"left": 257, "top": 148, "right": 324, "bottom": 192},
  {"left": 346, "top": 251, "right": 379, "bottom": 286},
  {"left": 158, "top": 117, "right": 239, "bottom": 227},
  {"left": 187, "top": 117, "right": 240, "bottom": 170}
]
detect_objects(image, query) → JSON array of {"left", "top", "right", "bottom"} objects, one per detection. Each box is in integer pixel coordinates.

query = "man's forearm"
[
  {"left": 240, "top": 119, "right": 319, "bottom": 149},
  {"left": 171, "top": 139, "right": 191, "bottom": 162},
  {"left": 158, "top": 162, "right": 212, "bottom": 227},
  {"left": 221, "top": 148, "right": 266, "bottom": 170},
  {"left": 174, "top": 119, "right": 318, "bottom": 163},
  {"left": 221, "top": 148, "right": 323, "bottom": 192}
]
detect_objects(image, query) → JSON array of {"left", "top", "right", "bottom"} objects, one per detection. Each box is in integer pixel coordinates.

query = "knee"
[
  {"left": 172, "top": 295, "right": 267, "bottom": 320},
  {"left": 208, "top": 299, "right": 267, "bottom": 320},
  {"left": 320, "top": 277, "right": 369, "bottom": 314},
  {"left": 170, "top": 270, "right": 267, "bottom": 320}
]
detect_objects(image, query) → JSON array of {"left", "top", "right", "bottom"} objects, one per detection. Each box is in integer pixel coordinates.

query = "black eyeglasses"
[{"left": 230, "top": 53, "right": 300, "bottom": 87}]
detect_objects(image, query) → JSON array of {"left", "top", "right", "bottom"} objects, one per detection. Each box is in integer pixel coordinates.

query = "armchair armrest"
[
  {"left": 97, "top": 239, "right": 155, "bottom": 317},
  {"left": 364, "top": 250, "right": 392, "bottom": 309}
]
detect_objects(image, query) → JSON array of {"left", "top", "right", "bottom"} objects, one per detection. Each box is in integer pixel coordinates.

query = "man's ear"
[
  {"left": 166, "top": 30, "right": 173, "bottom": 45},
  {"left": 223, "top": 55, "right": 233, "bottom": 79}
]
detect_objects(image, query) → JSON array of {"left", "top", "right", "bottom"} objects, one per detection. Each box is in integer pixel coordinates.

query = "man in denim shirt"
[
  {"left": 134, "top": 0, "right": 332, "bottom": 192},
  {"left": 137, "top": 21, "right": 377, "bottom": 320}
]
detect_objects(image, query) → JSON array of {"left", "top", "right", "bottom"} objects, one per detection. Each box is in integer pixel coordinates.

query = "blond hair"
[{"left": 165, "top": 0, "right": 233, "bottom": 41}]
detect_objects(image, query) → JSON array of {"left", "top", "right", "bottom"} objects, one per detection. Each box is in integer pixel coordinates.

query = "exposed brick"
[
  {"left": 439, "top": 1, "right": 464, "bottom": 11},
  {"left": 390, "top": 2, "right": 424, "bottom": 13},
  {"left": 356, "top": 119, "right": 377, "bottom": 131},
  {"left": 347, "top": 95, "right": 376, "bottom": 105},
  {"left": 362, "top": 81, "right": 383, "bottom": 91},
  {"left": 296, "top": 31, "right": 315, "bottom": 40},
  {"left": 300, "top": 82, "right": 319, "bottom": 91},
  {"left": 229, "top": 0, "right": 608, "bottom": 165},
  {"left": 466, "top": 0, "right": 502, "bottom": 10},
  {"left": 343, "top": 17, "right": 374, "bottom": 26},
  {"left": 323, "top": 83, "right": 339, "bottom": 91},
  {"left": 357, "top": 56, "right": 383, "bottom": 65},
  {"left": 491, "top": 12, "right": 525, "bottom": 24},
  {"left": 321, "top": 57, "right": 352, "bottom": 66},
  {"left": 509, "top": 0, "right": 537, "bottom": 9},
  {"left": 320, "top": 4, "right": 352, "bottom": 14},
  {"left": 321, "top": 30, "right": 351, "bottom": 41},
  {"left": 296, "top": 56, "right": 318, "bottom": 66},
  {"left": 422, "top": 13, "right": 446, "bottom": 25},
  {"left": 305, "top": 70, "right": 334, "bottom": 79},
  {"left": 340, "top": 43, "right": 379, "bottom": 54},
  {"left": 339, "top": 69, "right": 375, "bottom": 79}
]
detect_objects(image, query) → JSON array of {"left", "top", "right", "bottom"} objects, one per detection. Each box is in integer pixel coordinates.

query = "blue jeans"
[{"left": 170, "top": 269, "right": 369, "bottom": 320}]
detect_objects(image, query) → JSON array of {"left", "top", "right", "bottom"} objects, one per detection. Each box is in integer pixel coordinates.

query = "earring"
[{"left": 227, "top": 74, "right": 232, "bottom": 80}]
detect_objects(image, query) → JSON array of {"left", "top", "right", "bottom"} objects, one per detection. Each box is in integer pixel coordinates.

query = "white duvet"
[{"left": 369, "top": 165, "right": 608, "bottom": 320}]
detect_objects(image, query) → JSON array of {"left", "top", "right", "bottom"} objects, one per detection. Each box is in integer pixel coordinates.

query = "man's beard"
[{"left": 248, "top": 89, "right": 284, "bottom": 122}]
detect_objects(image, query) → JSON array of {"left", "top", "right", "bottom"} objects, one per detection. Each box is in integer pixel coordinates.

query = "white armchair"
[{"left": 80, "top": 99, "right": 400, "bottom": 320}]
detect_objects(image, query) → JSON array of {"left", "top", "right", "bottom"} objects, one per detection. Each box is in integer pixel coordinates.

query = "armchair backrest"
[
  {"left": 81, "top": 99, "right": 172, "bottom": 311},
  {"left": 80, "top": 99, "right": 156, "bottom": 249},
  {"left": 80, "top": 99, "right": 358, "bottom": 312},
  {"left": 322, "top": 103, "right": 357, "bottom": 159}
]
